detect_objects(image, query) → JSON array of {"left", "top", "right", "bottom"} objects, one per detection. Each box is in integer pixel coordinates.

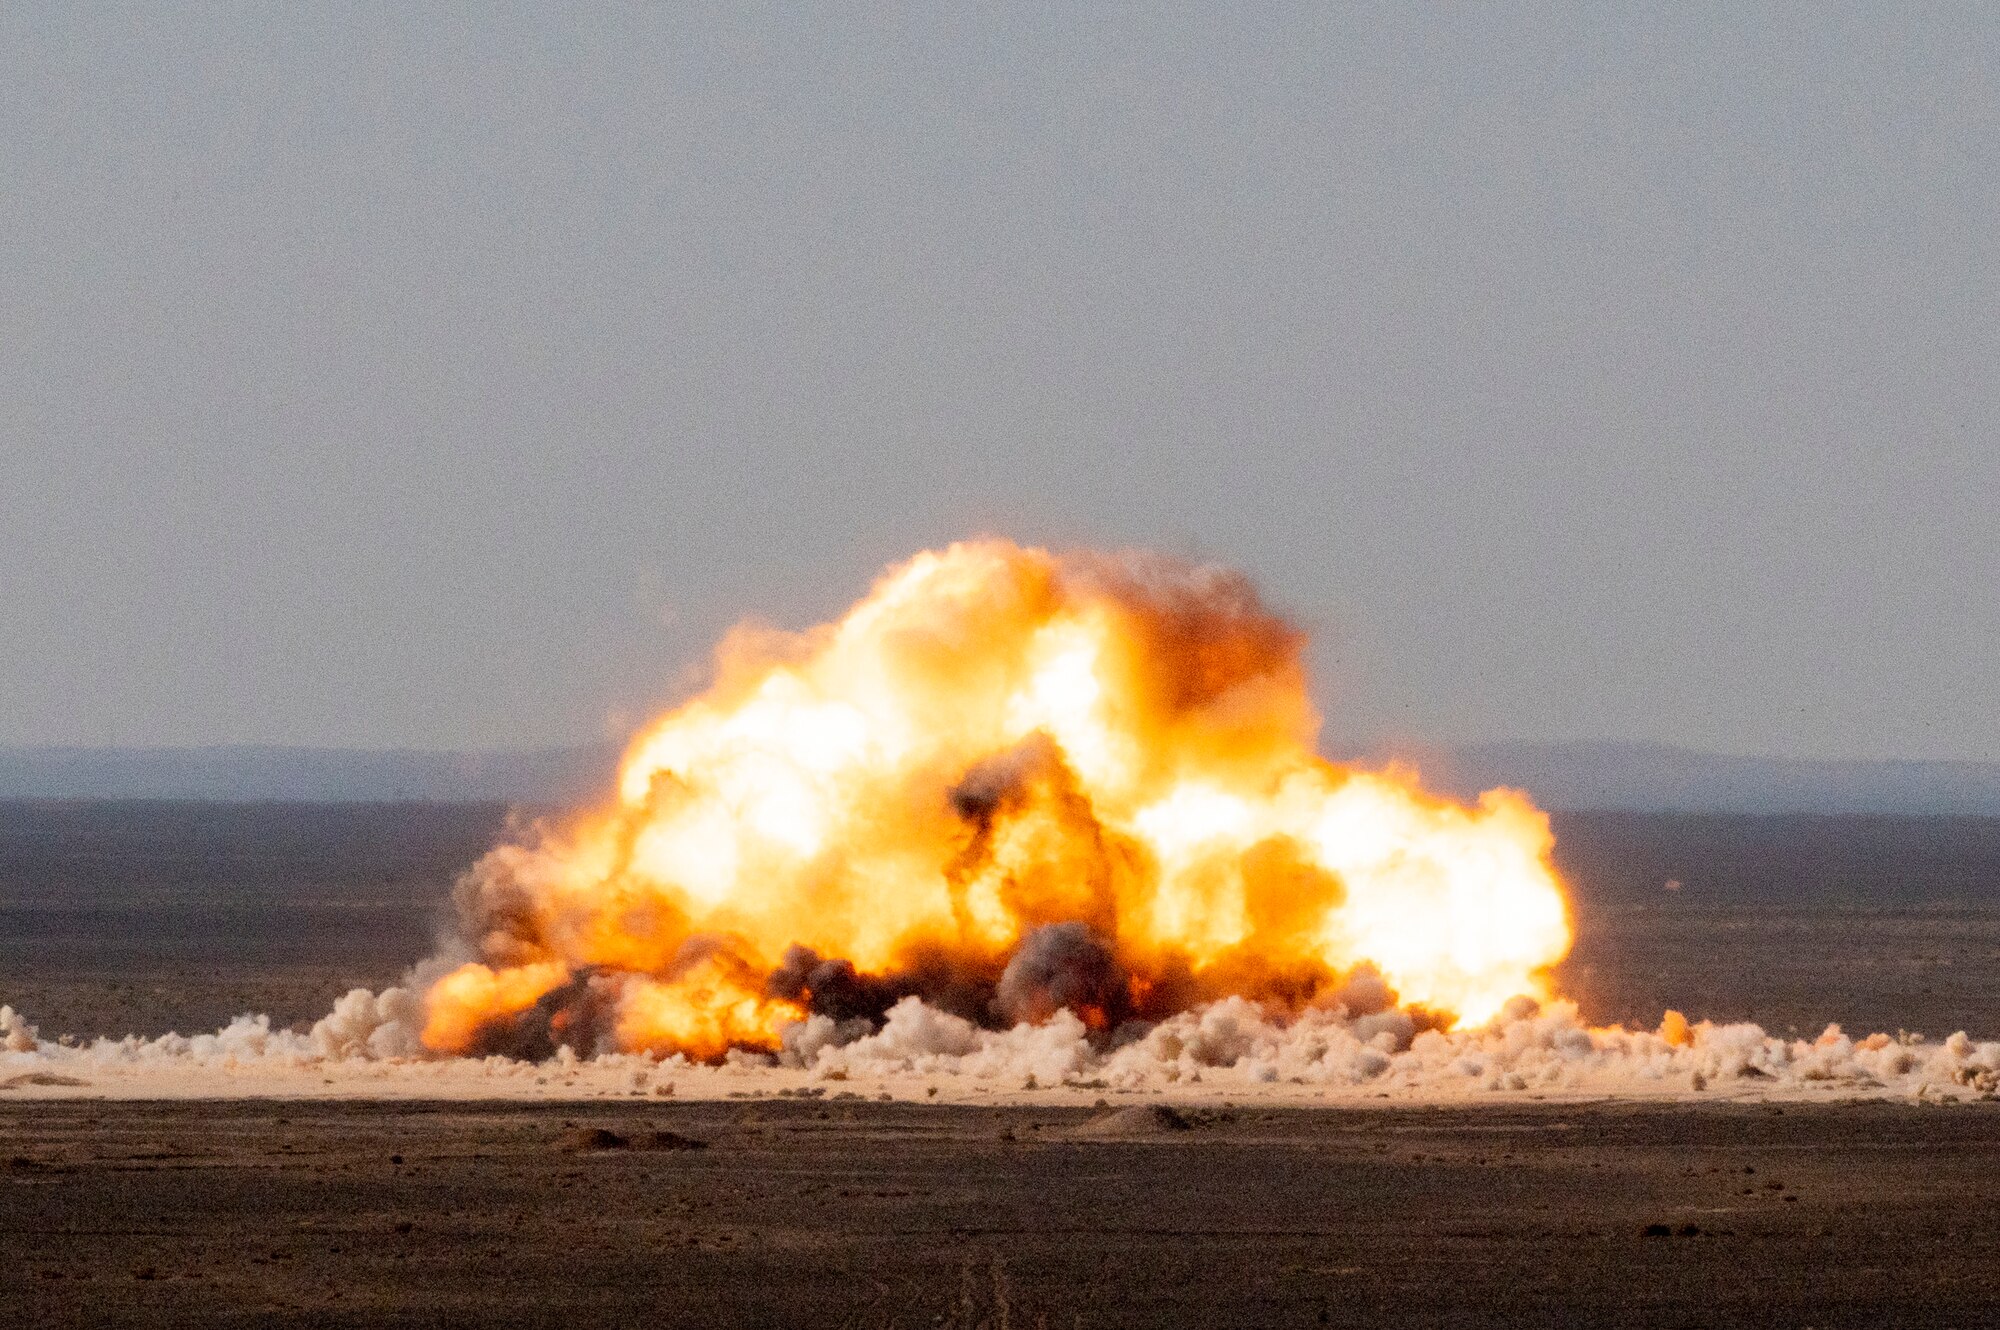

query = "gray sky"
[{"left": 3, "top": 4, "right": 1995, "bottom": 761}]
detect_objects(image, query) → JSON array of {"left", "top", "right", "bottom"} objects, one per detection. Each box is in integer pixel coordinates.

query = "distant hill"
[
  {"left": 2, "top": 739, "right": 1997, "bottom": 814},
  {"left": 0, "top": 744, "right": 621, "bottom": 805},
  {"left": 1417, "top": 741, "right": 2000, "bottom": 816}
]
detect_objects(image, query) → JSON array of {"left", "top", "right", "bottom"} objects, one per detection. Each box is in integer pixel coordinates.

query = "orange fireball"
[{"left": 422, "top": 540, "right": 1572, "bottom": 1058}]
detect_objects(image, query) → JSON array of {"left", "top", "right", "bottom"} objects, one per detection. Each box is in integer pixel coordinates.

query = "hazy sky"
[{"left": 3, "top": 5, "right": 1995, "bottom": 760}]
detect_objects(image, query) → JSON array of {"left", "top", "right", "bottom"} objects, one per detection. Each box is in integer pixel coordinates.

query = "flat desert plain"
[{"left": 5, "top": 1097, "right": 2000, "bottom": 1328}]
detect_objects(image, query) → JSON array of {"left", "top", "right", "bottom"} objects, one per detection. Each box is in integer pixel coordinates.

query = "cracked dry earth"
[{"left": 4, "top": 1098, "right": 1999, "bottom": 1328}]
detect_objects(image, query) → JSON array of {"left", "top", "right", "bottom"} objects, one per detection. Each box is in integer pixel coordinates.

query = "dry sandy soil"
[{"left": 5, "top": 1097, "right": 1999, "bottom": 1328}]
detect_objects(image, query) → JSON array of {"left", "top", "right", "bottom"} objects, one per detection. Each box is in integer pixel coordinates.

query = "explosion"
[{"left": 423, "top": 541, "right": 1572, "bottom": 1060}]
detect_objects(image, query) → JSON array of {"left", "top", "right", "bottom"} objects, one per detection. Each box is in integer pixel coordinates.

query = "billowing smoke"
[
  {"left": 1, "top": 1005, "right": 39, "bottom": 1054},
  {"left": 994, "top": 923, "right": 1127, "bottom": 1029},
  {"left": 766, "top": 946, "right": 902, "bottom": 1023}
]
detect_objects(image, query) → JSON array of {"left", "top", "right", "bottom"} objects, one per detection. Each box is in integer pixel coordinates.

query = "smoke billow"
[
  {"left": 994, "top": 923, "right": 1127, "bottom": 1028},
  {"left": 766, "top": 946, "right": 902, "bottom": 1023},
  {"left": 1, "top": 1006, "right": 38, "bottom": 1054}
]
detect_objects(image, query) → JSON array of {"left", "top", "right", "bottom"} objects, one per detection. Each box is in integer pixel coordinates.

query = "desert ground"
[
  {"left": 2, "top": 801, "right": 1997, "bottom": 1324},
  {"left": 5, "top": 1097, "right": 1999, "bottom": 1328}
]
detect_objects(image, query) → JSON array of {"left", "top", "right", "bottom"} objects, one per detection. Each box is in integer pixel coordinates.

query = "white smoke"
[
  {"left": 775, "top": 994, "right": 2000, "bottom": 1098},
  {"left": 1, "top": 1005, "right": 38, "bottom": 1054},
  {"left": 803, "top": 998, "right": 1098, "bottom": 1086},
  {"left": 309, "top": 987, "right": 428, "bottom": 1060},
  {"left": 4, "top": 992, "right": 1994, "bottom": 1102}
]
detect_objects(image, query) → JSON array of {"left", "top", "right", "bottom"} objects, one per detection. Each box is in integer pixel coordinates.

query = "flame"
[
  {"left": 614, "top": 958, "right": 805, "bottom": 1062},
  {"left": 422, "top": 540, "right": 1572, "bottom": 1058}
]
